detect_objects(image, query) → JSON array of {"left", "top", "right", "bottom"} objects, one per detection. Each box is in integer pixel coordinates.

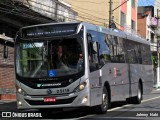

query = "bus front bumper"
[{"left": 16, "top": 91, "right": 90, "bottom": 110}]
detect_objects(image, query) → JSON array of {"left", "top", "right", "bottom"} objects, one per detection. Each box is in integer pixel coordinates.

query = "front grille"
[{"left": 25, "top": 96, "right": 77, "bottom": 105}]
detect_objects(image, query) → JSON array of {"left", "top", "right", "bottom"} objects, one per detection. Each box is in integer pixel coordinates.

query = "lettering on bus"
[
  {"left": 57, "top": 89, "right": 69, "bottom": 94},
  {"left": 21, "top": 24, "right": 78, "bottom": 38}
]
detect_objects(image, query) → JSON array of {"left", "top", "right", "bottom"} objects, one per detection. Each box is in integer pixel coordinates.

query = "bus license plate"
[{"left": 43, "top": 97, "right": 56, "bottom": 102}]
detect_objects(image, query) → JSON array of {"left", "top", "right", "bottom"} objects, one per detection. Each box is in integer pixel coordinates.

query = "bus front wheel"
[{"left": 95, "top": 87, "right": 109, "bottom": 114}]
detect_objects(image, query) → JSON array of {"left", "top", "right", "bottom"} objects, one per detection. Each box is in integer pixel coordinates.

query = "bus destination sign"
[{"left": 21, "top": 23, "right": 78, "bottom": 38}]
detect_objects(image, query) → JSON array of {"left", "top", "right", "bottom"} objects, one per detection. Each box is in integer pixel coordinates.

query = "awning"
[{"left": 0, "top": 34, "right": 14, "bottom": 47}]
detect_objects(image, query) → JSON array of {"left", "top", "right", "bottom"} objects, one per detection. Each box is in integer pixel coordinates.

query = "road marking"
[
  {"left": 142, "top": 96, "right": 160, "bottom": 103},
  {"left": 108, "top": 104, "right": 134, "bottom": 112},
  {"left": 70, "top": 96, "right": 160, "bottom": 119},
  {"left": 75, "top": 114, "right": 96, "bottom": 120},
  {"left": 108, "top": 95, "right": 160, "bottom": 112}
]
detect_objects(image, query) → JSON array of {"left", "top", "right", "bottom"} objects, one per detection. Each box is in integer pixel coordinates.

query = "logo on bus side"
[{"left": 47, "top": 89, "right": 52, "bottom": 94}]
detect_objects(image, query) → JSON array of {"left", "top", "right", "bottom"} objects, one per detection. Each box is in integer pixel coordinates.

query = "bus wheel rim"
[
  {"left": 103, "top": 93, "right": 107, "bottom": 109},
  {"left": 138, "top": 87, "right": 141, "bottom": 100}
]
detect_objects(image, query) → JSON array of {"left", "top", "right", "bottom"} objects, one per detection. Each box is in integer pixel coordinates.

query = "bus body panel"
[
  {"left": 89, "top": 69, "right": 102, "bottom": 106},
  {"left": 102, "top": 63, "right": 130, "bottom": 102},
  {"left": 141, "top": 64, "right": 154, "bottom": 94}
]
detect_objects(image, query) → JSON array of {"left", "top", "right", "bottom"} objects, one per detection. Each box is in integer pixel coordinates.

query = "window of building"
[
  {"left": 121, "top": 12, "right": 126, "bottom": 27},
  {"left": 132, "top": 0, "right": 135, "bottom": 8},
  {"left": 131, "top": 20, "right": 136, "bottom": 31}
]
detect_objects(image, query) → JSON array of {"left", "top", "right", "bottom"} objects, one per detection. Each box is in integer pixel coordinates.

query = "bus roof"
[{"left": 20, "top": 22, "right": 150, "bottom": 45}]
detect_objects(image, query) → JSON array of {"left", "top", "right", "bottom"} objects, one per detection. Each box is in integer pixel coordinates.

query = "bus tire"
[
  {"left": 95, "top": 87, "right": 109, "bottom": 114},
  {"left": 133, "top": 83, "right": 142, "bottom": 104}
]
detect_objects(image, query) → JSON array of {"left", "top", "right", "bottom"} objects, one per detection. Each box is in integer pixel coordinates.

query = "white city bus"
[{"left": 15, "top": 22, "right": 153, "bottom": 113}]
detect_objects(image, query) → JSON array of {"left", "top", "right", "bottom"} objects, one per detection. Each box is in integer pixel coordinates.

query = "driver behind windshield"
[{"left": 51, "top": 46, "right": 68, "bottom": 70}]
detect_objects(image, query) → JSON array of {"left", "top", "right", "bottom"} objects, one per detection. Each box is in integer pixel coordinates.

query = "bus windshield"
[{"left": 16, "top": 38, "right": 84, "bottom": 78}]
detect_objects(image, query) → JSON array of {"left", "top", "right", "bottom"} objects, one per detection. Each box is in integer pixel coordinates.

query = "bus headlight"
[
  {"left": 74, "top": 81, "right": 87, "bottom": 93},
  {"left": 82, "top": 96, "right": 88, "bottom": 104},
  {"left": 16, "top": 85, "right": 27, "bottom": 96},
  {"left": 79, "top": 82, "right": 86, "bottom": 91},
  {"left": 18, "top": 88, "right": 22, "bottom": 93},
  {"left": 18, "top": 101, "right": 22, "bottom": 106}
]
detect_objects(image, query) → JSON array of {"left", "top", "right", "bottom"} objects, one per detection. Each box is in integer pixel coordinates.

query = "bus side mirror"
[
  {"left": 92, "top": 41, "right": 98, "bottom": 53},
  {"left": 3, "top": 41, "right": 8, "bottom": 59},
  {"left": 87, "top": 33, "right": 92, "bottom": 41}
]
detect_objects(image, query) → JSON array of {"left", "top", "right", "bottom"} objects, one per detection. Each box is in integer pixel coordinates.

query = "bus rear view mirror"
[
  {"left": 92, "top": 41, "right": 98, "bottom": 53},
  {"left": 3, "top": 41, "right": 8, "bottom": 59},
  {"left": 87, "top": 33, "right": 92, "bottom": 41}
]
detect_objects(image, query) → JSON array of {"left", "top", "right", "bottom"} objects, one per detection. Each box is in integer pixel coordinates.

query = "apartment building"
[{"left": 66, "top": 0, "right": 138, "bottom": 32}]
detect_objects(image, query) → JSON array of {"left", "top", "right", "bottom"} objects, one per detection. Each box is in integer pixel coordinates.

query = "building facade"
[
  {"left": 66, "top": 0, "right": 138, "bottom": 32},
  {"left": 120, "top": 0, "right": 138, "bottom": 32},
  {"left": 137, "top": 6, "right": 156, "bottom": 50},
  {"left": 17, "top": 0, "right": 77, "bottom": 22}
]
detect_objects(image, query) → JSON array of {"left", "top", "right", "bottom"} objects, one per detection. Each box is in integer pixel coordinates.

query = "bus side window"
[
  {"left": 125, "top": 40, "right": 138, "bottom": 64},
  {"left": 88, "top": 41, "right": 99, "bottom": 72},
  {"left": 97, "top": 33, "right": 111, "bottom": 67},
  {"left": 106, "top": 35, "right": 125, "bottom": 63},
  {"left": 141, "top": 45, "right": 152, "bottom": 65},
  {"left": 87, "top": 31, "right": 99, "bottom": 72}
]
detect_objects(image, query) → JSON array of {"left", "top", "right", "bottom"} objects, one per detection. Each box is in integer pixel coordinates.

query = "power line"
[
  {"left": 0, "top": 1, "right": 107, "bottom": 25},
  {"left": 0, "top": 2, "right": 54, "bottom": 22},
  {"left": 67, "top": 0, "right": 120, "bottom": 4},
  {"left": 0, "top": 1, "right": 75, "bottom": 21},
  {"left": 23, "top": 0, "right": 102, "bottom": 22},
  {"left": 112, "top": 0, "right": 129, "bottom": 12},
  {"left": 71, "top": 4, "right": 109, "bottom": 13},
  {"left": 72, "top": 7, "right": 109, "bottom": 20},
  {"left": 66, "top": 0, "right": 107, "bottom": 4},
  {"left": 21, "top": 0, "right": 110, "bottom": 24},
  {"left": 26, "top": 0, "right": 109, "bottom": 23}
]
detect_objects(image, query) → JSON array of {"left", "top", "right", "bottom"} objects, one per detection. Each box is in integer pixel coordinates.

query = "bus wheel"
[
  {"left": 95, "top": 87, "right": 108, "bottom": 114},
  {"left": 133, "top": 83, "right": 142, "bottom": 104}
]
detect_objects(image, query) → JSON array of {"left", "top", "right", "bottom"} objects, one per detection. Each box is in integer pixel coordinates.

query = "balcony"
[
  {"left": 150, "top": 17, "right": 158, "bottom": 28},
  {"left": 150, "top": 42, "right": 157, "bottom": 52}
]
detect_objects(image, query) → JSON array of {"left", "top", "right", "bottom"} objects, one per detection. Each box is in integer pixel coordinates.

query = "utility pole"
[{"left": 109, "top": 0, "right": 113, "bottom": 28}]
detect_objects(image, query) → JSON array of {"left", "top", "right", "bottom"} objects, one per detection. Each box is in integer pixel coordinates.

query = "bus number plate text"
[{"left": 43, "top": 97, "right": 56, "bottom": 102}]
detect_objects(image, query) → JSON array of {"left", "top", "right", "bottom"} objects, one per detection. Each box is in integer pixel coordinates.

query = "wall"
[
  {"left": 66, "top": 0, "right": 120, "bottom": 27},
  {"left": 0, "top": 43, "right": 16, "bottom": 100},
  {"left": 120, "top": 0, "right": 137, "bottom": 32},
  {"left": 137, "top": 16, "right": 146, "bottom": 38}
]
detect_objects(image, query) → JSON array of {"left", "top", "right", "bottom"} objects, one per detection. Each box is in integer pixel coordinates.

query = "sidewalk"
[{"left": 0, "top": 100, "right": 17, "bottom": 112}]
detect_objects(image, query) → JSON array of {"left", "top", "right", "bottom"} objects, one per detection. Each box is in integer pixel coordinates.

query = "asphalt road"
[{"left": 0, "top": 89, "right": 160, "bottom": 120}]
